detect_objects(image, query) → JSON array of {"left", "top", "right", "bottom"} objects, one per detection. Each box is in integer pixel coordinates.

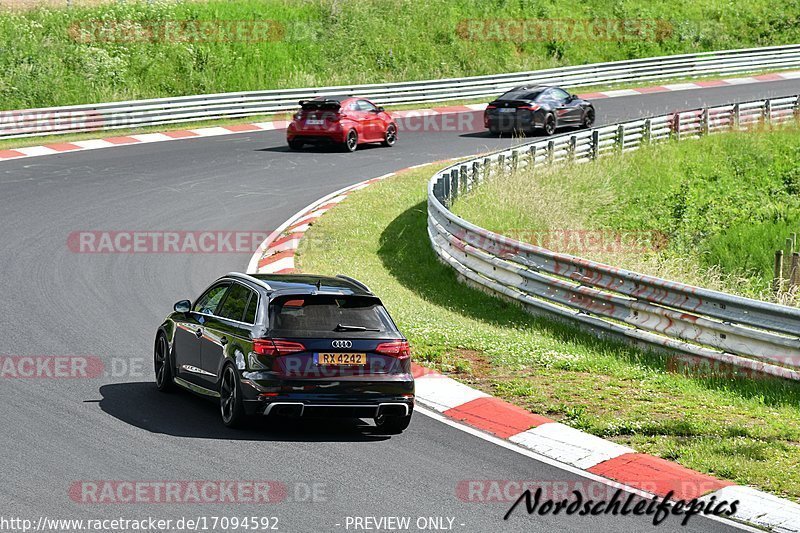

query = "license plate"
[
  {"left": 315, "top": 352, "right": 367, "bottom": 365},
  {"left": 498, "top": 108, "right": 516, "bottom": 113},
  {"left": 305, "top": 119, "right": 325, "bottom": 125}
]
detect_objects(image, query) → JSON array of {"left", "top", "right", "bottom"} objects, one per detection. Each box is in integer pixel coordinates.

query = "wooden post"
[
  {"left": 617, "top": 124, "right": 625, "bottom": 151},
  {"left": 765, "top": 100, "right": 772, "bottom": 128},
  {"left": 731, "top": 104, "right": 740, "bottom": 131},
  {"left": 547, "top": 140, "right": 555, "bottom": 165},
  {"left": 591, "top": 130, "right": 600, "bottom": 160},
  {"left": 774, "top": 250, "right": 784, "bottom": 293},
  {"left": 643, "top": 119, "right": 651, "bottom": 144},
  {"left": 792, "top": 252, "right": 800, "bottom": 291},
  {"left": 701, "top": 108, "right": 709, "bottom": 136},
  {"left": 568, "top": 135, "right": 577, "bottom": 162},
  {"left": 529, "top": 146, "right": 537, "bottom": 167}
]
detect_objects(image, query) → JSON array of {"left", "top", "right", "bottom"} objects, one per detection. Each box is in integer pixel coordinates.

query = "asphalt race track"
[{"left": 1, "top": 80, "right": 799, "bottom": 532}]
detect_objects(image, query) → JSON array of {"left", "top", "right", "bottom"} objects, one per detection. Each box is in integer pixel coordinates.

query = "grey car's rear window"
[
  {"left": 268, "top": 295, "right": 398, "bottom": 337},
  {"left": 498, "top": 89, "right": 545, "bottom": 101}
]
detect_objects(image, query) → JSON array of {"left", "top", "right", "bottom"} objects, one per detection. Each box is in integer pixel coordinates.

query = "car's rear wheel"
[
  {"left": 220, "top": 364, "right": 246, "bottom": 428},
  {"left": 154, "top": 334, "right": 174, "bottom": 392},
  {"left": 543, "top": 114, "right": 557, "bottom": 136},
  {"left": 344, "top": 129, "right": 358, "bottom": 152},
  {"left": 374, "top": 413, "right": 412, "bottom": 435},
  {"left": 382, "top": 124, "right": 397, "bottom": 147},
  {"left": 288, "top": 139, "right": 304, "bottom": 150},
  {"left": 582, "top": 107, "right": 595, "bottom": 129}
]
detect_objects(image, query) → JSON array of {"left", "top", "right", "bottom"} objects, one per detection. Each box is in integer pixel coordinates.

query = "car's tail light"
[
  {"left": 329, "top": 113, "right": 341, "bottom": 122},
  {"left": 293, "top": 111, "right": 302, "bottom": 120},
  {"left": 485, "top": 105, "right": 497, "bottom": 110},
  {"left": 250, "top": 339, "right": 306, "bottom": 371},
  {"left": 375, "top": 340, "right": 411, "bottom": 359},
  {"left": 518, "top": 104, "right": 540, "bottom": 111},
  {"left": 254, "top": 339, "right": 306, "bottom": 356}
]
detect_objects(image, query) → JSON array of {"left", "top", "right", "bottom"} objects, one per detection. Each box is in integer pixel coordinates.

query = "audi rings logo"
[{"left": 331, "top": 340, "right": 352, "bottom": 349}]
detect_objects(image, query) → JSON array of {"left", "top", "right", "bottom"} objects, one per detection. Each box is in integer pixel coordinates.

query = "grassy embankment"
[
  {"left": 296, "top": 159, "right": 800, "bottom": 501},
  {"left": 453, "top": 125, "right": 800, "bottom": 304},
  {"left": 3, "top": 0, "right": 800, "bottom": 109}
]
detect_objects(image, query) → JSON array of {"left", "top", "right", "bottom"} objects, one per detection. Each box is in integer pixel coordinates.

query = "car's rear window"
[
  {"left": 498, "top": 89, "right": 544, "bottom": 101},
  {"left": 268, "top": 294, "right": 398, "bottom": 337},
  {"left": 301, "top": 101, "right": 341, "bottom": 111}
]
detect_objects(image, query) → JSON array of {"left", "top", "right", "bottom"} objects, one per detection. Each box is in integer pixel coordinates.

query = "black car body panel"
[
  {"left": 156, "top": 273, "right": 414, "bottom": 425},
  {"left": 484, "top": 85, "right": 594, "bottom": 134}
]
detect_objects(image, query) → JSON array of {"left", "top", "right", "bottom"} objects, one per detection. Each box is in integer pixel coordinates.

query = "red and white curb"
[
  {"left": 246, "top": 161, "right": 800, "bottom": 532},
  {"left": 3, "top": 70, "right": 799, "bottom": 163}
]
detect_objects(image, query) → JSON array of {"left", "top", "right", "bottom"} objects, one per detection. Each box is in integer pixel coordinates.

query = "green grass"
[
  {"left": 3, "top": 0, "right": 800, "bottom": 109},
  {"left": 296, "top": 163, "right": 800, "bottom": 501},
  {"left": 452, "top": 125, "right": 800, "bottom": 304}
]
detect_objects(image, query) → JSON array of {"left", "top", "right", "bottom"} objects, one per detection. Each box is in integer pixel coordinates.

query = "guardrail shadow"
[
  {"left": 377, "top": 200, "right": 800, "bottom": 408},
  {"left": 97, "top": 382, "right": 390, "bottom": 442}
]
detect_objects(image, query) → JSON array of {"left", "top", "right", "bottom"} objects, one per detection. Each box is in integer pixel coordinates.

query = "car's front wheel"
[
  {"left": 219, "top": 364, "right": 246, "bottom": 428},
  {"left": 344, "top": 129, "right": 358, "bottom": 152},
  {"left": 382, "top": 124, "right": 397, "bottom": 147},
  {"left": 154, "top": 334, "right": 174, "bottom": 392},
  {"left": 374, "top": 413, "right": 412, "bottom": 435},
  {"left": 582, "top": 107, "right": 595, "bottom": 129}
]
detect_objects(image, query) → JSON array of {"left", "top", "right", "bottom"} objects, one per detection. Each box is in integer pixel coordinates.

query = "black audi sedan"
[
  {"left": 154, "top": 272, "right": 414, "bottom": 433},
  {"left": 484, "top": 85, "right": 594, "bottom": 135}
]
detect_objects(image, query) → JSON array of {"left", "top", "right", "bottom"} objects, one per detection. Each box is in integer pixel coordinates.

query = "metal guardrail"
[
  {"left": 3, "top": 44, "right": 800, "bottom": 139},
  {"left": 427, "top": 96, "right": 800, "bottom": 381}
]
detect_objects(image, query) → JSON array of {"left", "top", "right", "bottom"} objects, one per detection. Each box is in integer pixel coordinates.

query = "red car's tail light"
[
  {"left": 375, "top": 340, "right": 411, "bottom": 359},
  {"left": 253, "top": 339, "right": 306, "bottom": 356}
]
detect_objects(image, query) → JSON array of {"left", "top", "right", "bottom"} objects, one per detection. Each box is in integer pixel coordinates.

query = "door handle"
[
  {"left": 220, "top": 336, "right": 228, "bottom": 346},
  {"left": 195, "top": 328, "right": 203, "bottom": 338}
]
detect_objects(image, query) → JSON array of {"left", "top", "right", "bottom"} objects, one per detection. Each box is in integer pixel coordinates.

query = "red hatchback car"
[{"left": 287, "top": 95, "right": 397, "bottom": 152}]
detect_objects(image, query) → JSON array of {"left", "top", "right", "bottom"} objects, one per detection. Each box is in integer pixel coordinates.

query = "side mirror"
[
  {"left": 375, "top": 106, "right": 385, "bottom": 113},
  {"left": 174, "top": 300, "right": 191, "bottom": 313},
  {"left": 569, "top": 94, "right": 578, "bottom": 101}
]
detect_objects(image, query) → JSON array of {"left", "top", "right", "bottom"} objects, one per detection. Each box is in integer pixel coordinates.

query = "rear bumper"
[
  {"left": 258, "top": 401, "right": 413, "bottom": 418},
  {"left": 240, "top": 372, "right": 415, "bottom": 417},
  {"left": 485, "top": 111, "right": 544, "bottom": 132},
  {"left": 287, "top": 125, "right": 346, "bottom": 143}
]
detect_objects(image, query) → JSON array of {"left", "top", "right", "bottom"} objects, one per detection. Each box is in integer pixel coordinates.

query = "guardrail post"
[
  {"left": 794, "top": 96, "right": 800, "bottom": 124},
  {"left": 497, "top": 154, "right": 505, "bottom": 175},
  {"left": 449, "top": 170, "right": 458, "bottom": 204},
  {"left": 764, "top": 99, "right": 772, "bottom": 128},
  {"left": 616, "top": 124, "right": 625, "bottom": 151},
  {"left": 547, "top": 140, "right": 555, "bottom": 165},
  {"left": 701, "top": 108, "right": 709, "bottom": 136},
  {"left": 591, "top": 130, "right": 600, "bottom": 159},
  {"left": 459, "top": 165, "right": 468, "bottom": 196},
  {"left": 471, "top": 161, "right": 480, "bottom": 190},
  {"left": 511, "top": 150, "right": 519, "bottom": 173},
  {"left": 642, "top": 119, "right": 651, "bottom": 144},
  {"left": 671, "top": 113, "right": 681, "bottom": 141},
  {"left": 568, "top": 135, "right": 577, "bottom": 162},
  {"left": 528, "top": 146, "right": 537, "bottom": 167},
  {"left": 483, "top": 157, "right": 491, "bottom": 180}
]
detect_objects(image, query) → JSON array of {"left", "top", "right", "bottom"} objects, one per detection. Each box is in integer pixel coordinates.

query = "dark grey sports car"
[{"left": 484, "top": 85, "right": 595, "bottom": 135}]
